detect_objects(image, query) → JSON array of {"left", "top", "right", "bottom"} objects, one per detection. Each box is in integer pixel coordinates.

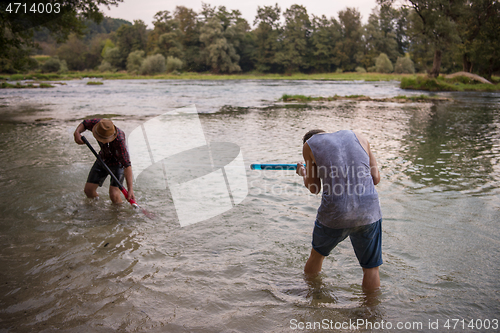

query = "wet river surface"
[{"left": 0, "top": 79, "right": 499, "bottom": 332}]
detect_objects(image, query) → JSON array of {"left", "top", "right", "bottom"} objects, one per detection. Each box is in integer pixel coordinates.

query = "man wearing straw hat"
[
  {"left": 296, "top": 129, "right": 382, "bottom": 291},
  {"left": 74, "top": 118, "right": 135, "bottom": 204}
]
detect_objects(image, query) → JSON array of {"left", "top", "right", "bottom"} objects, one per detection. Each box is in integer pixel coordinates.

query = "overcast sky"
[{"left": 101, "top": 0, "right": 379, "bottom": 28}]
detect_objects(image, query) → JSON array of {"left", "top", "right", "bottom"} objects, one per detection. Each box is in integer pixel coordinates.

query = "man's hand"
[
  {"left": 127, "top": 188, "right": 136, "bottom": 202},
  {"left": 296, "top": 162, "right": 306, "bottom": 177},
  {"left": 74, "top": 131, "right": 84, "bottom": 145}
]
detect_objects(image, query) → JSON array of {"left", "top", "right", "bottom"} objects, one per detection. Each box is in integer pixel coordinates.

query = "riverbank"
[
  {"left": 1, "top": 71, "right": 499, "bottom": 92},
  {"left": 400, "top": 76, "right": 500, "bottom": 92},
  {"left": 0, "top": 71, "right": 408, "bottom": 82}
]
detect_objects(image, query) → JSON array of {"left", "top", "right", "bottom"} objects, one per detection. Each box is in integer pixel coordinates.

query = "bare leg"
[
  {"left": 84, "top": 182, "right": 99, "bottom": 199},
  {"left": 109, "top": 186, "right": 123, "bottom": 204},
  {"left": 304, "top": 248, "right": 325, "bottom": 276},
  {"left": 362, "top": 267, "right": 380, "bottom": 291}
]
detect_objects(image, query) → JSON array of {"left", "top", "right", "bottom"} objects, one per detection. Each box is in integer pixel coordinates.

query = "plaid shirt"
[{"left": 82, "top": 118, "right": 131, "bottom": 168}]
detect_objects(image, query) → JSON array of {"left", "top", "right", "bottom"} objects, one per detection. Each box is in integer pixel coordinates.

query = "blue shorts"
[
  {"left": 312, "top": 219, "right": 383, "bottom": 268},
  {"left": 86, "top": 160, "right": 124, "bottom": 188}
]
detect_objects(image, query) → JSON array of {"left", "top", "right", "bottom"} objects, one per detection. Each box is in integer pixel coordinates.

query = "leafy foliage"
[
  {"left": 166, "top": 56, "right": 183, "bottom": 73},
  {"left": 126, "top": 50, "right": 145, "bottom": 73},
  {"left": 375, "top": 53, "right": 393, "bottom": 73},
  {"left": 2, "top": 2, "right": 499, "bottom": 79},
  {"left": 140, "top": 54, "right": 166, "bottom": 75},
  {"left": 199, "top": 6, "right": 242, "bottom": 73},
  {"left": 0, "top": 0, "right": 124, "bottom": 72},
  {"left": 41, "top": 57, "right": 62, "bottom": 73},
  {"left": 98, "top": 60, "right": 115, "bottom": 72},
  {"left": 394, "top": 56, "right": 415, "bottom": 74}
]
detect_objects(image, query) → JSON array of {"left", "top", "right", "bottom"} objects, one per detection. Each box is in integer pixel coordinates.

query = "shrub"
[
  {"left": 367, "top": 66, "right": 376, "bottom": 73},
  {"left": 335, "top": 68, "right": 343, "bottom": 73},
  {"left": 58, "top": 60, "right": 68, "bottom": 74},
  {"left": 375, "top": 53, "right": 393, "bottom": 73},
  {"left": 166, "top": 56, "right": 183, "bottom": 73},
  {"left": 98, "top": 60, "right": 115, "bottom": 72},
  {"left": 27, "top": 57, "right": 39, "bottom": 71},
  {"left": 355, "top": 66, "right": 367, "bottom": 73},
  {"left": 41, "top": 57, "right": 61, "bottom": 73},
  {"left": 394, "top": 56, "right": 415, "bottom": 74},
  {"left": 101, "top": 39, "right": 116, "bottom": 58},
  {"left": 140, "top": 54, "right": 166, "bottom": 75},
  {"left": 127, "top": 50, "right": 145, "bottom": 73},
  {"left": 103, "top": 47, "right": 121, "bottom": 68}
]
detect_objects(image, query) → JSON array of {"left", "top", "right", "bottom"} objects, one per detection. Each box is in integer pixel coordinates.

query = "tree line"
[{"left": 1, "top": 1, "right": 499, "bottom": 78}]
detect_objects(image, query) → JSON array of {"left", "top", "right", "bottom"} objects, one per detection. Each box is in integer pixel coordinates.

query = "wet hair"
[{"left": 303, "top": 129, "right": 325, "bottom": 144}]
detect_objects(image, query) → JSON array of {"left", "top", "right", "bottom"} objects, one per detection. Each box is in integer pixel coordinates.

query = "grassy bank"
[
  {"left": 1, "top": 71, "right": 498, "bottom": 92},
  {"left": 400, "top": 76, "right": 500, "bottom": 92},
  {"left": 280, "top": 94, "right": 451, "bottom": 103},
  {"left": 0, "top": 71, "right": 409, "bottom": 82}
]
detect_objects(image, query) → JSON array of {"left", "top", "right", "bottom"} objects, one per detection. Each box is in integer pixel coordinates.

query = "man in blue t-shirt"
[{"left": 296, "top": 129, "right": 382, "bottom": 291}]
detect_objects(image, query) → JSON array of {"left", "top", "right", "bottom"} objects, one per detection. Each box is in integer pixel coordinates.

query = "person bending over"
[
  {"left": 74, "top": 118, "right": 135, "bottom": 204},
  {"left": 296, "top": 129, "right": 382, "bottom": 291}
]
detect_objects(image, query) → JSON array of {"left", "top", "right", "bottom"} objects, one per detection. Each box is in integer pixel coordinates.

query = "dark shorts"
[
  {"left": 86, "top": 160, "right": 124, "bottom": 188},
  {"left": 312, "top": 219, "right": 383, "bottom": 269}
]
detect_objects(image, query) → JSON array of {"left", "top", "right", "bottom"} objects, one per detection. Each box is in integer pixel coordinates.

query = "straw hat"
[{"left": 92, "top": 119, "right": 117, "bottom": 143}]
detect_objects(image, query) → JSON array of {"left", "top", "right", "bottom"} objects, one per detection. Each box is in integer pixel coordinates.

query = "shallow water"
[{"left": 0, "top": 79, "right": 499, "bottom": 332}]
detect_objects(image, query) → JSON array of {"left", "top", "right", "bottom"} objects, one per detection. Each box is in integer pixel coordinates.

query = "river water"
[{"left": 0, "top": 79, "right": 499, "bottom": 332}]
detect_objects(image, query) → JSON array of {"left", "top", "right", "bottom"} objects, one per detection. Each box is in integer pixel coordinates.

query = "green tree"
[
  {"left": 405, "top": 0, "right": 461, "bottom": 77},
  {"left": 199, "top": 4, "right": 242, "bottom": 73},
  {"left": 375, "top": 52, "right": 394, "bottom": 72},
  {"left": 102, "top": 46, "right": 121, "bottom": 68},
  {"left": 41, "top": 57, "right": 62, "bottom": 73},
  {"left": 174, "top": 6, "right": 203, "bottom": 71},
  {"left": 455, "top": 0, "right": 500, "bottom": 78},
  {"left": 200, "top": 18, "right": 240, "bottom": 73},
  {"left": 101, "top": 39, "right": 115, "bottom": 57},
  {"left": 394, "top": 55, "right": 415, "bottom": 73},
  {"left": 333, "top": 7, "right": 364, "bottom": 71},
  {"left": 394, "top": 6, "right": 410, "bottom": 55},
  {"left": 0, "top": 0, "right": 123, "bottom": 72},
  {"left": 309, "top": 15, "right": 342, "bottom": 72},
  {"left": 147, "top": 11, "right": 183, "bottom": 59},
  {"left": 56, "top": 34, "right": 91, "bottom": 70},
  {"left": 115, "top": 20, "right": 148, "bottom": 69},
  {"left": 253, "top": 4, "right": 282, "bottom": 72},
  {"left": 147, "top": 6, "right": 204, "bottom": 71},
  {"left": 83, "top": 17, "right": 131, "bottom": 40},
  {"left": 229, "top": 15, "right": 255, "bottom": 72},
  {"left": 166, "top": 56, "right": 183, "bottom": 72},
  {"left": 83, "top": 34, "right": 111, "bottom": 70},
  {"left": 127, "top": 50, "right": 145, "bottom": 73},
  {"left": 362, "top": 4, "right": 401, "bottom": 69},
  {"left": 140, "top": 54, "right": 166, "bottom": 75},
  {"left": 275, "top": 5, "right": 311, "bottom": 73}
]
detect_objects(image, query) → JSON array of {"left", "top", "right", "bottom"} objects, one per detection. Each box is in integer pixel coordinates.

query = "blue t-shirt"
[{"left": 307, "top": 130, "right": 382, "bottom": 229}]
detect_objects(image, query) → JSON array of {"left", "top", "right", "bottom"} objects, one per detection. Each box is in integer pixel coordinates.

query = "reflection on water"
[
  {"left": 399, "top": 102, "right": 500, "bottom": 194},
  {"left": 0, "top": 80, "right": 499, "bottom": 332}
]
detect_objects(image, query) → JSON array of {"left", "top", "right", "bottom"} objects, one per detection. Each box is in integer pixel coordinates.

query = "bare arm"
[
  {"left": 123, "top": 166, "right": 135, "bottom": 201},
  {"left": 353, "top": 131, "right": 380, "bottom": 185},
  {"left": 74, "top": 122, "right": 85, "bottom": 145},
  {"left": 296, "top": 142, "right": 321, "bottom": 194},
  {"left": 367, "top": 141, "right": 380, "bottom": 185}
]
